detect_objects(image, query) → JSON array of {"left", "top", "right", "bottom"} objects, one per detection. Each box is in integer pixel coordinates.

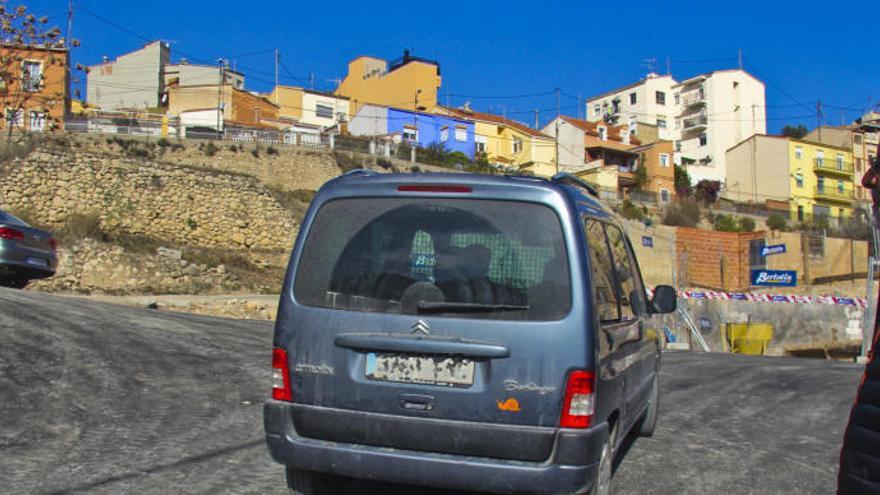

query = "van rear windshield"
[{"left": 293, "top": 198, "right": 571, "bottom": 320}]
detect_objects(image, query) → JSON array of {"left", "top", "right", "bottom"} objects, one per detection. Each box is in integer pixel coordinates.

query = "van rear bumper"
[{"left": 264, "top": 401, "right": 607, "bottom": 494}]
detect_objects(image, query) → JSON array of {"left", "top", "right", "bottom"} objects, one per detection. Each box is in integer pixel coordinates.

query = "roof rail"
[
  {"left": 551, "top": 173, "right": 599, "bottom": 198},
  {"left": 343, "top": 168, "right": 375, "bottom": 178}
]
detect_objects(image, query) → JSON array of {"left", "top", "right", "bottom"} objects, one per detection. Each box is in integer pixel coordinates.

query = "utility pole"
[
  {"left": 274, "top": 49, "right": 279, "bottom": 103},
  {"left": 738, "top": 49, "right": 743, "bottom": 70},
  {"left": 577, "top": 94, "right": 582, "bottom": 119},
  {"left": 216, "top": 58, "right": 226, "bottom": 136},
  {"left": 534, "top": 109, "right": 539, "bottom": 129},
  {"left": 66, "top": 0, "right": 74, "bottom": 120},
  {"left": 555, "top": 87, "right": 561, "bottom": 174},
  {"left": 309, "top": 73, "right": 315, "bottom": 90},
  {"left": 817, "top": 101, "right": 823, "bottom": 142},
  {"left": 412, "top": 89, "right": 421, "bottom": 163},
  {"left": 666, "top": 56, "right": 671, "bottom": 75},
  {"left": 66, "top": 0, "right": 74, "bottom": 46}
]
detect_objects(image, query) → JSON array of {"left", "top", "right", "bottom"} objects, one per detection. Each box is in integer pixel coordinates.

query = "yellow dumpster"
[{"left": 724, "top": 323, "right": 774, "bottom": 356}]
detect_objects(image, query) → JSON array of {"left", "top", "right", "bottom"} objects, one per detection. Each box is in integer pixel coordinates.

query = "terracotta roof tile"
[{"left": 441, "top": 106, "right": 552, "bottom": 139}]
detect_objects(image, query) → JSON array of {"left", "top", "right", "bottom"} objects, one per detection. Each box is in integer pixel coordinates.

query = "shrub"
[
  {"left": 228, "top": 144, "right": 239, "bottom": 153},
  {"left": 333, "top": 151, "right": 362, "bottom": 173},
  {"left": 203, "top": 142, "right": 219, "bottom": 157},
  {"left": 766, "top": 212, "right": 788, "bottom": 231},
  {"left": 713, "top": 214, "right": 739, "bottom": 232},
  {"left": 738, "top": 216, "right": 756, "bottom": 232},
  {"left": 266, "top": 146, "right": 279, "bottom": 156},
  {"left": 619, "top": 199, "right": 646, "bottom": 221},
  {"left": 662, "top": 198, "right": 701, "bottom": 228},
  {"left": 157, "top": 138, "right": 170, "bottom": 148},
  {"left": 62, "top": 212, "right": 103, "bottom": 240},
  {"left": 376, "top": 157, "right": 393, "bottom": 169},
  {"left": 411, "top": 166, "right": 422, "bottom": 173},
  {"left": 251, "top": 147, "right": 260, "bottom": 158}
]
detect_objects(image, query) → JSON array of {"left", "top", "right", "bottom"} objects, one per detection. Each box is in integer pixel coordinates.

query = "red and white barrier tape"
[{"left": 670, "top": 289, "right": 868, "bottom": 307}]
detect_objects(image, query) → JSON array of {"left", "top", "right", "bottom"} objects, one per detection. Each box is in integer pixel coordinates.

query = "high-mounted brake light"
[
  {"left": 560, "top": 370, "right": 595, "bottom": 428},
  {"left": 48, "top": 237, "right": 57, "bottom": 251},
  {"left": 272, "top": 348, "right": 292, "bottom": 402},
  {"left": 0, "top": 227, "right": 24, "bottom": 241},
  {"left": 397, "top": 185, "right": 472, "bottom": 193}
]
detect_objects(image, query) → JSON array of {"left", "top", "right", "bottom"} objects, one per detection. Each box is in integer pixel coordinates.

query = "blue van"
[{"left": 264, "top": 171, "right": 677, "bottom": 494}]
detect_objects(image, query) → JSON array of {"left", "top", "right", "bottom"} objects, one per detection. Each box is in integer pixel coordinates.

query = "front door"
[{"left": 584, "top": 220, "right": 645, "bottom": 430}]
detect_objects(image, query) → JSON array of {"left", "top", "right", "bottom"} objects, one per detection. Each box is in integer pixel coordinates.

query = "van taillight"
[
  {"left": 48, "top": 237, "right": 57, "bottom": 251},
  {"left": 272, "top": 348, "right": 292, "bottom": 401},
  {"left": 0, "top": 227, "right": 24, "bottom": 241},
  {"left": 560, "top": 370, "right": 595, "bottom": 428}
]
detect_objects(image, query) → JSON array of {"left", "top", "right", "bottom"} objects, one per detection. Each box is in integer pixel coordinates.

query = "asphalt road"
[{"left": 0, "top": 288, "right": 864, "bottom": 494}]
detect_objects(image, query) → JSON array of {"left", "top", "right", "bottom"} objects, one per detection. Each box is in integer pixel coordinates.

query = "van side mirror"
[{"left": 651, "top": 285, "right": 677, "bottom": 314}]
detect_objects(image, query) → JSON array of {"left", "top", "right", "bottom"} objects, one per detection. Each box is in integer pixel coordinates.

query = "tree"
[
  {"left": 674, "top": 164, "right": 692, "bottom": 197},
  {"left": 0, "top": 3, "right": 68, "bottom": 141},
  {"left": 766, "top": 212, "right": 788, "bottom": 231},
  {"left": 738, "top": 216, "right": 756, "bottom": 232},
  {"left": 661, "top": 198, "right": 701, "bottom": 228},
  {"left": 694, "top": 179, "right": 721, "bottom": 205},
  {"left": 633, "top": 163, "right": 648, "bottom": 189},
  {"left": 781, "top": 124, "right": 808, "bottom": 139}
]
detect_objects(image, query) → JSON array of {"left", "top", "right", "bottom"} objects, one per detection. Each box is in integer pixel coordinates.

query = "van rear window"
[{"left": 293, "top": 198, "right": 571, "bottom": 320}]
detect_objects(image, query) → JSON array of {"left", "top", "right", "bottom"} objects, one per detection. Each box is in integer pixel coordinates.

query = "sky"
[{"left": 27, "top": 0, "right": 880, "bottom": 133}]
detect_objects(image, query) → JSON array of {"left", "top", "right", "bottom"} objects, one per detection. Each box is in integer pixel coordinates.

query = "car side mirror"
[{"left": 651, "top": 285, "right": 677, "bottom": 314}]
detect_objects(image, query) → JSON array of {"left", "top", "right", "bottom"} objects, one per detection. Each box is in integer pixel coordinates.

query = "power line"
[
  {"left": 445, "top": 90, "right": 555, "bottom": 100},
  {"left": 78, "top": 6, "right": 152, "bottom": 43}
]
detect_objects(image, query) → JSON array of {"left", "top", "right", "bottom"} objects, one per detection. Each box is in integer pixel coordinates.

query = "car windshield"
[
  {"left": 294, "top": 198, "right": 571, "bottom": 320},
  {"left": 0, "top": 211, "right": 27, "bottom": 226}
]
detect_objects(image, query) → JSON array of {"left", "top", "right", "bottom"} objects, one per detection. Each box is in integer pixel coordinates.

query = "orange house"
[{"left": 0, "top": 44, "right": 69, "bottom": 133}]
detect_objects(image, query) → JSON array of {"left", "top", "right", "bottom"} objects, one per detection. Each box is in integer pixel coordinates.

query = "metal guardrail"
[{"left": 63, "top": 113, "right": 331, "bottom": 149}]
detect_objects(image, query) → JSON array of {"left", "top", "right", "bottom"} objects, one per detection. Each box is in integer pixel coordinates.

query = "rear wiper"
[{"left": 417, "top": 301, "right": 530, "bottom": 313}]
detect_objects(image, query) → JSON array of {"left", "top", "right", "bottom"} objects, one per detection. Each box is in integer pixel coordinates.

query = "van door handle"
[
  {"left": 400, "top": 394, "right": 435, "bottom": 411},
  {"left": 335, "top": 333, "right": 510, "bottom": 359}
]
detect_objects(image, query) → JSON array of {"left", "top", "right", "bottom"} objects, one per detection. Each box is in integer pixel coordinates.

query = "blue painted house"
[{"left": 349, "top": 104, "right": 475, "bottom": 159}]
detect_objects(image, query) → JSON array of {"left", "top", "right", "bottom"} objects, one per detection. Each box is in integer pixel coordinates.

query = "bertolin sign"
[{"left": 751, "top": 269, "right": 797, "bottom": 287}]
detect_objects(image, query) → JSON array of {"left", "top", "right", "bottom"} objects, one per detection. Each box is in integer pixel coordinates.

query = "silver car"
[{"left": 0, "top": 210, "right": 57, "bottom": 289}]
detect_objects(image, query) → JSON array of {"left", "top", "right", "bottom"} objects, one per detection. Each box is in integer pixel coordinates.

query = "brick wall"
[{"left": 676, "top": 227, "right": 765, "bottom": 290}]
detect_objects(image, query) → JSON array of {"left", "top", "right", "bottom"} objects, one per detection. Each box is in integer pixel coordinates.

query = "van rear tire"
[
  {"left": 590, "top": 423, "right": 615, "bottom": 495},
  {"left": 285, "top": 467, "right": 348, "bottom": 495},
  {"left": 638, "top": 373, "right": 660, "bottom": 437}
]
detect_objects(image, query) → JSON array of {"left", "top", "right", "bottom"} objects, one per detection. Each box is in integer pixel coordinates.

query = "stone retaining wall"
[{"left": 0, "top": 148, "right": 297, "bottom": 251}]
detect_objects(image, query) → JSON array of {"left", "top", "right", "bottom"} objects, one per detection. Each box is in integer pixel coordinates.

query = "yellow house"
[
  {"left": 268, "top": 86, "right": 349, "bottom": 130},
  {"left": 438, "top": 106, "right": 556, "bottom": 175},
  {"left": 788, "top": 138, "right": 855, "bottom": 222},
  {"left": 335, "top": 50, "right": 441, "bottom": 116}
]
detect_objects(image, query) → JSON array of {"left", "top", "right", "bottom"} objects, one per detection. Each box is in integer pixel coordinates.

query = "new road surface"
[{"left": 0, "top": 289, "right": 863, "bottom": 494}]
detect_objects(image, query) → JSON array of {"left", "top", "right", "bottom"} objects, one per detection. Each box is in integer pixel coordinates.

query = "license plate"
[
  {"left": 365, "top": 353, "right": 475, "bottom": 388},
  {"left": 26, "top": 257, "right": 48, "bottom": 267}
]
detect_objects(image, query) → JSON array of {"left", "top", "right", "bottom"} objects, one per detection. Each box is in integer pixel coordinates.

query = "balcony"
[
  {"left": 813, "top": 158, "right": 853, "bottom": 177},
  {"left": 680, "top": 89, "right": 706, "bottom": 107},
  {"left": 682, "top": 113, "right": 708, "bottom": 131},
  {"left": 814, "top": 185, "right": 853, "bottom": 203}
]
